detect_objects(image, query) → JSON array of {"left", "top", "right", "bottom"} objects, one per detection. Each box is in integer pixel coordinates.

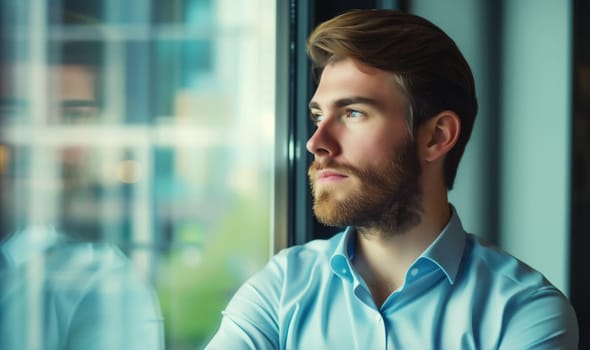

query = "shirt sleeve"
[
  {"left": 205, "top": 256, "right": 284, "bottom": 350},
  {"left": 498, "top": 286, "right": 579, "bottom": 350}
]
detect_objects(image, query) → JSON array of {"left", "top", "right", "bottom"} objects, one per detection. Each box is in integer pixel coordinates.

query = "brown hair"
[{"left": 307, "top": 9, "right": 477, "bottom": 189}]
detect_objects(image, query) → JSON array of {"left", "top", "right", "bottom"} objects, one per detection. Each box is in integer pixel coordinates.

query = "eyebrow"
[{"left": 308, "top": 96, "right": 384, "bottom": 110}]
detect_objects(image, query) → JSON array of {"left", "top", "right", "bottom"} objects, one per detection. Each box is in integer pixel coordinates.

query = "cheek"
[
  {"left": 344, "top": 138, "right": 397, "bottom": 168},
  {"left": 342, "top": 120, "right": 410, "bottom": 164}
]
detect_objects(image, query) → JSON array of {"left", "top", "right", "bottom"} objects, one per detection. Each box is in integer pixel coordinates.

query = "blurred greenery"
[{"left": 156, "top": 193, "right": 271, "bottom": 349}]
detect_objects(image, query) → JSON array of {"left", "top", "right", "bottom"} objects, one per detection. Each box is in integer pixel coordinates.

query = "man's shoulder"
[
  {"left": 464, "top": 234, "right": 558, "bottom": 294},
  {"left": 462, "top": 235, "right": 578, "bottom": 348},
  {"left": 249, "top": 231, "right": 346, "bottom": 285},
  {"left": 41, "top": 236, "right": 154, "bottom": 300},
  {"left": 46, "top": 237, "right": 131, "bottom": 275}
]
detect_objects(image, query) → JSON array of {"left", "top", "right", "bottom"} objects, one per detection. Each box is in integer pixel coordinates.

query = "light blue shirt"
[
  {"left": 206, "top": 209, "right": 578, "bottom": 349},
  {"left": 0, "top": 226, "right": 165, "bottom": 350}
]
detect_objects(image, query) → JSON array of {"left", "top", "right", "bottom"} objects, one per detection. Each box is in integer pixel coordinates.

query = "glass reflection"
[
  {"left": 0, "top": 36, "right": 165, "bottom": 350},
  {"left": 1, "top": 0, "right": 276, "bottom": 348}
]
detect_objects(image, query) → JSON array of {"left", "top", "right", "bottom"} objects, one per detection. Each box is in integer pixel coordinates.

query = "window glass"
[{"left": 0, "top": 1, "right": 275, "bottom": 349}]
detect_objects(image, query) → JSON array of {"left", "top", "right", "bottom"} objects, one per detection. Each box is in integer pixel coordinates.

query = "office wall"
[{"left": 499, "top": 0, "right": 571, "bottom": 294}]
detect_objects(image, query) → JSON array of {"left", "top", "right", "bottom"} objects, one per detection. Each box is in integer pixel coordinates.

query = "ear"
[{"left": 418, "top": 111, "right": 461, "bottom": 162}]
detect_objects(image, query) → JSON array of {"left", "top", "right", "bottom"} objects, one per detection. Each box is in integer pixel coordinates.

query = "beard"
[{"left": 308, "top": 140, "right": 423, "bottom": 234}]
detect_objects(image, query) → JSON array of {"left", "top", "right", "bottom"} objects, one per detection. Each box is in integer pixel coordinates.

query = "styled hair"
[{"left": 307, "top": 9, "right": 478, "bottom": 189}]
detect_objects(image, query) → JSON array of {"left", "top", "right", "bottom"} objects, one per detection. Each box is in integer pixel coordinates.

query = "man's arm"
[{"left": 205, "top": 257, "right": 284, "bottom": 350}]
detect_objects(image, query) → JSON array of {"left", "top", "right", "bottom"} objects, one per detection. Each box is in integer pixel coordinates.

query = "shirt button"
[
  {"left": 410, "top": 267, "right": 419, "bottom": 277},
  {"left": 376, "top": 314, "right": 382, "bottom": 322},
  {"left": 341, "top": 268, "right": 348, "bottom": 275}
]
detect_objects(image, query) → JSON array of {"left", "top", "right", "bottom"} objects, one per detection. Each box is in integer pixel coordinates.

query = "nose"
[{"left": 306, "top": 121, "right": 339, "bottom": 158}]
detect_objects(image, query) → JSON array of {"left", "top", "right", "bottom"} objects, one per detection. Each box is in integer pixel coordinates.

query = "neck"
[{"left": 352, "top": 196, "right": 451, "bottom": 307}]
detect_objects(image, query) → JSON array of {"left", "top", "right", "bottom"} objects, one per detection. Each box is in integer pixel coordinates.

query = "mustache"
[{"left": 308, "top": 159, "right": 360, "bottom": 177}]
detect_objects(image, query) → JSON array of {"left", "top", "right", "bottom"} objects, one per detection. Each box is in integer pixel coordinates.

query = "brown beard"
[{"left": 308, "top": 140, "right": 423, "bottom": 234}]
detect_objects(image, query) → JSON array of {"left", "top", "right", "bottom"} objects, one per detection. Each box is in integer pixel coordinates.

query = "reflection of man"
[
  {"left": 0, "top": 38, "right": 164, "bottom": 350},
  {"left": 0, "top": 226, "right": 164, "bottom": 349},
  {"left": 207, "top": 10, "right": 578, "bottom": 349},
  {"left": 0, "top": 39, "right": 103, "bottom": 239},
  {"left": 51, "top": 41, "right": 104, "bottom": 241}
]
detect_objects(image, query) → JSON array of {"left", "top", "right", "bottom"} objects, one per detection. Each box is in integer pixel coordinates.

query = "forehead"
[{"left": 311, "top": 58, "right": 405, "bottom": 108}]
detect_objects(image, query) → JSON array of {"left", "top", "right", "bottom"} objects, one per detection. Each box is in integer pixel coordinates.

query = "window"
[{"left": 0, "top": 1, "right": 276, "bottom": 348}]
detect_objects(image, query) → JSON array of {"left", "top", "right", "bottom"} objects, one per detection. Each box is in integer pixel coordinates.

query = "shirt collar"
[
  {"left": 0, "top": 226, "right": 60, "bottom": 267},
  {"left": 419, "top": 206, "right": 466, "bottom": 284},
  {"left": 329, "top": 227, "right": 356, "bottom": 282},
  {"left": 329, "top": 206, "right": 467, "bottom": 285}
]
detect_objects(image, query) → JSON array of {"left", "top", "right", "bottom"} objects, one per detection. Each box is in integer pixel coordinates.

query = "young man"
[{"left": 206, "top": 9, "right": 578, "bottom": 349}]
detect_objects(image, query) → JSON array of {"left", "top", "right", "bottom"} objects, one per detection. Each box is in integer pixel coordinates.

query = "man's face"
[
  {"left": 0, "top": 63, "right": 100, "bottom": 237},
  {"left": 306, "top": 58, "right": 422, "bottom": 232}
]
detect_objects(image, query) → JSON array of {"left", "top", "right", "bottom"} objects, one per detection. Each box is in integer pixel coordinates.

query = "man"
[
  {"left": 206, "top": 9, "right": 578, "bottom": 349},
  {"left": 0, "top": 36, "right": 165, "bottom": 349}
]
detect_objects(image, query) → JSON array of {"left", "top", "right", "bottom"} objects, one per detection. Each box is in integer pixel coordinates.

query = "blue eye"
[
  {"left": 347, "top": 109, "right": 363, "bottom": 119},
  {"left": 310, "top": 113, "right": 324, "bottom": 124}
]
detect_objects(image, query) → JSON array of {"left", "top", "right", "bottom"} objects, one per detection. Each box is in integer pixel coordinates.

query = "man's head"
[
  {"left": 307, "top": 9, "right": 477, "bottom": 190},
  {"left": 306, "top": 10, "right": 477, "bottom": 231},
  {"left": 0, "top": 39, "right": 103, "bottom": 239}
]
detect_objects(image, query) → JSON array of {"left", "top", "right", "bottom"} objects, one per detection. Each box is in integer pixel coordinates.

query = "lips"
[{"left": 315, "top": 169, "right": 348, "bottom": 183}]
